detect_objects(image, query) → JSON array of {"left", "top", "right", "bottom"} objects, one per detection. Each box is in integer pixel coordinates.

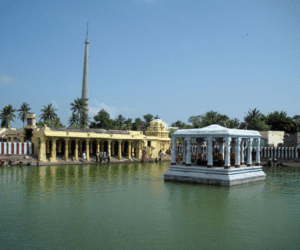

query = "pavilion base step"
[{"left": 164, "top": 165, "right": 266, "bottom": 186}]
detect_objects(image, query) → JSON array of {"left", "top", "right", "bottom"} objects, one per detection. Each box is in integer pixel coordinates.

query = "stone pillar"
[
  {"left": 46, "top": 139, "right": 50, "bottom": 155},
  {"left": 185, "top": 138, "right": 192, "bottom": 166},
  {"left": 58, "top": 140, "right": 62, "bottom": 154},
  {"left": 207, "top": 137, "right": 213, "bottom": 168},
  {"left": 224, "top": 137, "right": 231, "bottom": 169},
  {"left": 118, "top": 140, "right": 122, "bottom": 159},
  {"left": 107, "top": 140, "right": 111, "bottom": 157},
  {"left": 38, "top": 137, "right": 47, "bottom": 162},
  {"left": 235, "top": 137, "right": 241, "bottom": 168},
  {"left": 64, "top": 138, "right": 69, "bottom": 161},
  {"left": 247, "top": 138, "right": 253, "bottom": 166},
  {"left": 128, "top": 141, "right": 132, "bottom": 160},
  {"left": 255, "top": 138, "right": 261, "bottom": 166},
  {"left": 278, "top": 148, "right": 281, "bottom": 158},
  {"left": 274, "top": 147, "right": 277, "bottom": 158},
  {"left": 132, "top": 144, "right": 135, "bottom": 157},
  {"left": 171, "top": 138, "right": 177, "bottom": 165},
  {"left": 111, "top": 141, "right": 115, "bottom": 155},
  {"left": 96, "top": 140, "right": 100, "bottom": 153},
  {"left": 240, "top": 140, "right": 245, "bottom": 165},
  {"left": 182, "top": 138, "right": 186, "bottom": 164},
  {"left": 86, "top": 139, "right": 90, "bottom": 161},
  {"left": 49, "top": 138, "right": 57, "bottom": 163},
  {"left": 296, "top": 148, "right": 298, "bottom": 158},
  {"left": 74, "top": 139, "right": 79, "bottom": 161},
  {"left": 285, "top": 148, "right": 288, "bottom": 158}
]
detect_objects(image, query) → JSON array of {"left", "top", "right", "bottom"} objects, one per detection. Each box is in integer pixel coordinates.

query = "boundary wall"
[{"left": 0, "top": 142, "right": 34, "bottom": 155}]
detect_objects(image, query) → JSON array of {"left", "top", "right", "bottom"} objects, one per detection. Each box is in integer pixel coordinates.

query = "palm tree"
[
  {"left": 0, "top": 105, "right": 16, "bottom": 128},
  {"left": 124, "top": 118, "right": 132, "bottom": 130},
  {"left": 115, "top": 114, "right": 126, "bottom": 130},
  {"left": 68, "top": 113, "right": 79, "bottom": 128},
  {"left": 17, "top": 102, "right": 31, "bottom": 127},
  {"left": 79, "top": 112, "right": 90, "bottom": 128},
  {"left": 40, "top": 103, "right": 58, "bottom": 123},
  {"left": 70, "top": 98, "right": 88, "bottom": 126}
]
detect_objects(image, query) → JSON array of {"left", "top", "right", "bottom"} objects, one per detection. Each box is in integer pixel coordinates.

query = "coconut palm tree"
[
  {"left": 115, "top": 114, "right": 126, "bottom": 130},
  {"left": 40, "top": 103, "right": 58, "bottom": 123},
  {"left": 70, "top": 98, "right": 88, "bottom": 126},
  {"left": 0, "top": 105, "right": 16, "bottom": 128},
  {"left": 17, "top": 102, "right": 31, "bottom": 127},
  {"left": 68, "top": 113, "right": 79, "bottom": 128}
]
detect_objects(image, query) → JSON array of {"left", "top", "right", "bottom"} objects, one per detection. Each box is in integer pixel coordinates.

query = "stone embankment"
[{"left": 0, "top": 154, "right": 172, "bottom": 167}]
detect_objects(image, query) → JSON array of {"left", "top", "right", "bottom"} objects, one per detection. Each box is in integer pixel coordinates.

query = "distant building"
[
  {"left": 284, "top": 133, "right": 300, "bottom": 147},
  {"left": 259, "top": 131, "right": 284, "bottom": 147}
]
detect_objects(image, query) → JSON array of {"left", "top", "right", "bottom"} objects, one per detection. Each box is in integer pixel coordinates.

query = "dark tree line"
[{"left": 1, "top": 102, "right": 299, "bottom": 134}]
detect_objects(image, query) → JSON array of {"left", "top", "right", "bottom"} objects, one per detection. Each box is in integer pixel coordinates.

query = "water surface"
[{"left": 0, "top": 163, "right": 299, "bottom": 249}]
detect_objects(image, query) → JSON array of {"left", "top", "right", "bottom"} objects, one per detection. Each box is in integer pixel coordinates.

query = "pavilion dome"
[
  {"left": 174, "top": 124, "right": 261, "bottom": 137},
  {"left": 150, "top": 116, "right": 167, "bottom": 129}
]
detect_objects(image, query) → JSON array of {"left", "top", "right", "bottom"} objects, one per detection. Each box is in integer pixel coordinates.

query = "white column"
[
  {"left": 289, "top": 147, "right": 292, "bottom": 158},
  {"left": 3, "top": 142, "right": 7, "bottom": 154},
  {"left": 274, "top": 147, "right": 277, "bottom": 158},
  {"left": 186, "top": 138, "right": 192, "bottom": 166},
  {"left": 13, "top": 142, "right": 16, "bottom": 154},
  {"left": 285, "top": 148, "right": 288, "bottom": 158},
  {"left": 171, "top": 137, "right": 177, "bottom": 165},
  {"left": 29, "top": 142, "right": 32, "bottom": 154},
  {"left": 235, "top": 137, "right": 241, "bottom": 167},
  {"left": 207, "top": 137, "right": 213, "bottom": 167},
  {"left": 271, "top": 147, "right": 273, "bottom": 158},
  {"left": 8, "top": 143, "right": 11, "bottom": 154},
  {"left": 247, "top": 138, "right": 253, "bottom": 166},
  {"left": 278, "top": 148, "right": 281, "bottom": 158},
  {"left": 224, "top": 137, "right": 231, "bottom": 169},
  {"left": 240, "top": 139, "right": 245, "bottom": 164},
  {"left": 256, "top": 138, "right": 261, "bottom": 165},
  {"left": 18, "top": 143, "right": 22, "bottom": 155},
  {"left": 24, "top": 142, "right": 27, "bottom": 154},
  {"left": 182, "top": 138, "right": 186, "bottom": 164}
]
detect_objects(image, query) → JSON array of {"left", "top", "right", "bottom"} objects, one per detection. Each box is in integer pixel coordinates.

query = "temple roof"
[{"left": 173, "top": 124, "right": 261, "bottom": 137}]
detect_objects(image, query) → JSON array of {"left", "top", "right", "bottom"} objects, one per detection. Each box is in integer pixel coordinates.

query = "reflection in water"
[{"left": 0, "top": 163, "right": 300, "bottom": 249}]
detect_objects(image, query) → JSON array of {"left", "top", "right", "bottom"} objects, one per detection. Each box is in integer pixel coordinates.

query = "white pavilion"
[{"left": 164, "top": 125, "right": 266, "bottom": 186}]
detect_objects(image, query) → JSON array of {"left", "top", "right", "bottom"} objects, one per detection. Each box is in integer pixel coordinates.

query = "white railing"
[
  {"left": 0, "top": 142, "right": 35, "bottom": 155},
  {"left": 175, "top": 144, "right": 300, "bottom": 160}
]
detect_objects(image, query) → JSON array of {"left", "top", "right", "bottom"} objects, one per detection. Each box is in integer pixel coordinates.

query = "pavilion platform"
[{"left": 164, "top": 165, "right": 266, "bottom": 186}]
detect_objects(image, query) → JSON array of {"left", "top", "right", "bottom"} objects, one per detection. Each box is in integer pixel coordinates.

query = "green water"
[{"left": 0, "top": 162, "right": 300, "bottom": 250}]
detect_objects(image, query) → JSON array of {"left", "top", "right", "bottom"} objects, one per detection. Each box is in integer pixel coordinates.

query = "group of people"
[
  {"left": 81, "top": 151, "right": 111, "bottom": 163},
  {"left": 0, "top": 159, "right": 32, "bottom": 167}
]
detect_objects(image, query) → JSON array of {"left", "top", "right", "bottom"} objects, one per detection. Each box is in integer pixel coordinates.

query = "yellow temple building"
[{"left": 16, "top": 113, "right": 171, "bottom": 162}]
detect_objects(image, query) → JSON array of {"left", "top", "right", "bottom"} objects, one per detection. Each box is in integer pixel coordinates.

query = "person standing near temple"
[
  {"left": 159, "top": 150, "right": 163, "bottom": 161},
  {"left": 82, "top": 151, "right": 87, "bottom": 162}
]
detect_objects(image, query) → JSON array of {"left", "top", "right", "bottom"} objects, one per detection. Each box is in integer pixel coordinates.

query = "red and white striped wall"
[{"left": 0, "top": 142, "right": 34, "bottom": 155}]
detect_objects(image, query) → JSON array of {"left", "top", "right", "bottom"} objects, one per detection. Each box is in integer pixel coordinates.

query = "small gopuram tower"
[
  {"left": 81, "top": 23, "right": 89, "bottom": 119},
  {"left": 145, "top": 115, "right": 169, "bottom": 138}
]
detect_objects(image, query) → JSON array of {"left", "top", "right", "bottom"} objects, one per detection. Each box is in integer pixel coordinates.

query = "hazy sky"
[{"left": 1, "top": 0, "right": 299, "bottom": 128}]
